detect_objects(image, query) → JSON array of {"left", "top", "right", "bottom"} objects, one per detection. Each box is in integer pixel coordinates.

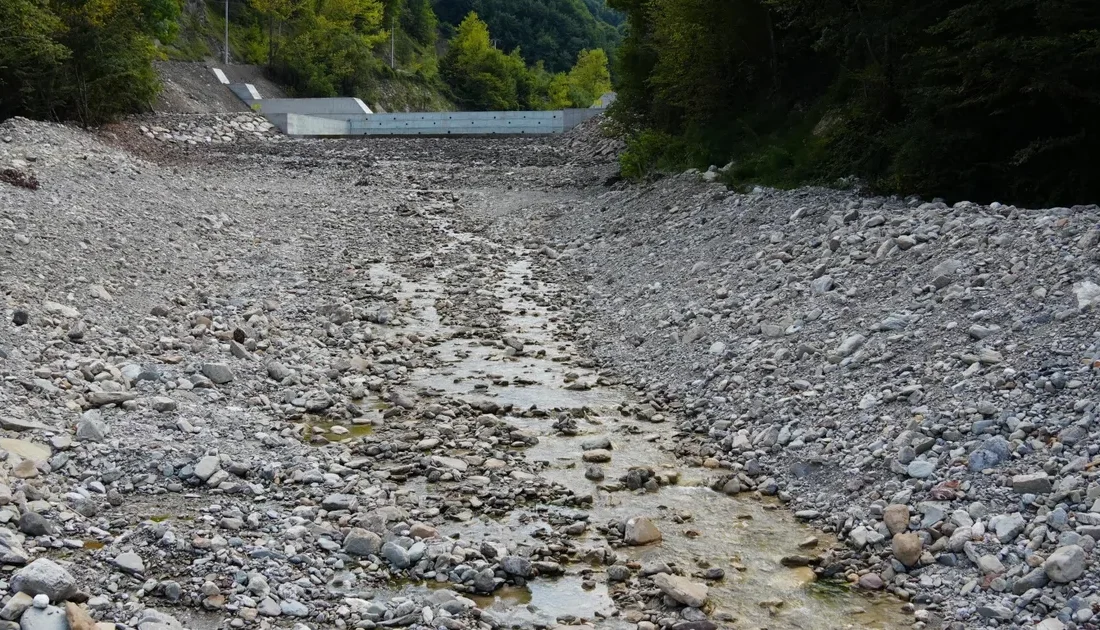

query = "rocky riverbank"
[
  {"left": 1, "top": 113, "right": 1098, "bottom": 630},
  {"left": 509, "top": 170, "right": 1100, "bottom": 629}
]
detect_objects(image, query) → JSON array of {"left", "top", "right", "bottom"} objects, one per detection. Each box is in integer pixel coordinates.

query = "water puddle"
[
  {"left": 397, "top": 577, "right": 622, "bottom": 629},
  {"left": 395, "top": 254, "right": 912, "bottom": 628},
  {"left": 301, "top": 418, "right": 375, "bottom": 444}
]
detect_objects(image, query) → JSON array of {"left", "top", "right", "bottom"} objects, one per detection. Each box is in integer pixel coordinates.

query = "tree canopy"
[
  {"left": 440, "top": 12, "right": 612, "bottom": 110},
  {"left": 433, "top": 0, "right": 621, "bottom": 72},
  {"left": 609, "top": 0, "right": 1100, "bottom": 205}
]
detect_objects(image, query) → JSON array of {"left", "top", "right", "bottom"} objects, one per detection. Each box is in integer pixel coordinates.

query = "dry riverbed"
[{"left": 1, "top": 115, "right": 1098, "bottom": 630}]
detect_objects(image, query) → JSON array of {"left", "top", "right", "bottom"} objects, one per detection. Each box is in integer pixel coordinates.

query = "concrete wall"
[
  {"left": 265, "top": 113, "right": 351, "bottom": 136},
  {"left": 349, "top": 111, "right": 565, "bottom": 135},
  {"left": 265, "top": 108, "right": 605, "bottom": 137},
  {"left": 255, "top": 98, "right": 372, "bottom": 117},
  {"left": 562, "top": 108, "right": 604, "bottom": 131}
]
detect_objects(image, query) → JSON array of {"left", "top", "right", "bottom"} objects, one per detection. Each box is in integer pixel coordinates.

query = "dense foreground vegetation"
[
  {"left": 0, "top": 0, "right": 178, "bottom": 124},
  {"left": 609, "top": 0, "right": 1100, "bottom": 206},
  {"left": 0, "top": 0, "right": 615, "bottom": 123}
]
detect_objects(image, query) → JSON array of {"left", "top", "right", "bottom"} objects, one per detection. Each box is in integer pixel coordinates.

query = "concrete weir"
[
  {"left": 208, "top": 66, "right": 604, "bottom": 137},
  {"left": 264, "top": 108, "right": 604, "bottom": 137}
]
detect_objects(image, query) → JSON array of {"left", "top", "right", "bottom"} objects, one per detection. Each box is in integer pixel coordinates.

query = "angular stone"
[
  {"left": 381, "top": 542, "right": 410, "bottom": 569},
  {"left": 112, "top": 552, "right": 144, "bottom": 574},
  {"left": 151, "top": 397, "right": 177, "bottom": 413},
  {"left": 652, "top": 573, "right": 708, "bottom": 608},
  {"left": 75, "top": 414, "right": 108, "bottom": 442},
  {"left": 883, "top": 504, "right": 909, "bottom": 535},
  {"left": 499, "top": 556, "right": 532, "bottom": 577},
  {"left": 1044, "top": 545, "right": 1086, "bottom": 583},
  {"left": 85, "top": 391, "right": 137, "bottom": 407},
  {"left": 343, "top": 529, "right": 381, "bottom": 557},
  {"left": 990, "top": 513, "right": 1026, "bottom": 542},
  {"left": 1012, "top": 567, "right": 1049, "bottom": 594},
  {"left": 193, "top": 456, "right": 220, "bottom": 481},
  {"left": 18, "top": 512, "right": 55, "bottom": 537},
  {"left": 1012, "top": 472, "right": 1052, "bottom": 494},
  {"left": 0, "top": 592, "right": 33, "bottom": 621},
  {"left": 11, "top": 559, "right": 77, "bottom": 602},
  {"left": 201, "top": 363, "right": 234, "bottom": 384},
  {"left": 892, "top": 533, "right": 922, "bottom": 567},
  {"left": 624, "top": 517, "right": 662, "bottom": 545},
  {"left": 19, "top": 605, "right": 68, "bottom": 630}
]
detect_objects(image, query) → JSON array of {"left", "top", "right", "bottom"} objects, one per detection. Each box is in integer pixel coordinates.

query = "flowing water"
[{"left": 339, "top": 249, "right": 912, "bottom": 629}]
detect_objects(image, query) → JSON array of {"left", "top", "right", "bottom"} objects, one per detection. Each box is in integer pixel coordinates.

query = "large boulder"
[
  {"left": 11, "top": 559, "right": 77, "bottom": 602},
  {"left": 1044, "top": 545, "right": 1086, "bottom": 583}
]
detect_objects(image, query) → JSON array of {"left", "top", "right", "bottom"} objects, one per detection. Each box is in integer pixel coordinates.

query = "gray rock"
[
  {"left": 835, "top": 334, "right": 866, "bottom": 358},
  {"left": 201, "top": 363, "right": 234, "bottom": 384},
  {"left": 17, "top": 605, "right": 67, "bottom": 630},
  {"left": 193, "top": 455, "right": 220, "bottom": 481},
  {"left": 11, "top": 559, "right": 77, "bottom": 602},
  {"left": 1013, "top": 567, "right": 1049, "bottom": 594},
  {"left": 990, "top": 513, "right": 1026, "bottom": 542},
  {"left": 652, "top": 573, "right": 708, "bottom": 608},
  {"left": 499, "top": 556, "right": 531, "bottom": 577},
  {"left": 907, "top": 460, "right": 935, "bottom": 479},
  {"left": 267, "top": 362, "right": 292, "bottom": 381},
  {"left": 113, "top": 551, "right": 144, "bottom": 573},
  {"left": 258, "top": 597, "right": 281, "bottom": 617},
  {"left": 343, "top": 528, "right": 381, "bottom": 557},
  {"left": 280, "top": 601, "right": 308, "bottom": 617},
  {"left": 321, "top": 494, "right": 357, "bottom": 511},
  {"left": 75, "top": 413, "right": 107, "bottom": 442},
  {"left": 0, "top": 593, "right": 32, "bottom": 621},
  {"left": 968, "top": 437, "right": 1010, "bottom": 471},
  {"left": 1013, "top": 472, "right": 1052, "bottom": 494},
  {"left": 1044, "top": 545, "right": 1086, "bottom": 583},
  {"left": 473, "top": 568, "right": 496, "bottom": 592},
  {"left": 86, "top": 391, "right": 137, "bottom": 407},
  {"left": 977, "top": 605, "right": 1013, "bottom": 621},
  {"left": 17, "top": 513, "right": 55, "bottom": 537},
  {"left": 381, "top": 542, "right": 410, "bottom": 569},
  {"left": 151, "top": 397, "right": 177, "bottom": 413},
  {"left": 581, "top": 436, "right": 611, "bottom": 451}
]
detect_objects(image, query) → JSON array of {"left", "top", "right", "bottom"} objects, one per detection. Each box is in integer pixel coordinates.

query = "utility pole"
[
  {"left": 390, "top": 15, "right": 395, "bottom": 69},
  {"left": 224, "top": 0, "right": 229, "bottom": 65}
]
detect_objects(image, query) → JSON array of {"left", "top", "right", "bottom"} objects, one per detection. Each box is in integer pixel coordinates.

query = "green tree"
[
  {"left": 401, "top": 0, "right": 437, "bottom": 46},
  {"left": 564, "top": 47, "right": 610, "bottom": 106},
  {"left": 0, "top": 0, "right": 71, "bottom": 121},
  {"left": 433, "top": 0, "right": 621, "bottom": 72},
  {"left": 440, "top": 12, "right": 523, "bottom": 109}
]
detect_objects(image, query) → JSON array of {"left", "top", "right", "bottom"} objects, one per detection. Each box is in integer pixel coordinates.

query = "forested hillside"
[
  {"left": 0, "top": 0, "right": 618, "bottom": 122},
  {"left": 433, "top": 0, "right": 622, "bottom": 72},
  {"left": 609, "top": 0, "right": 1100, "bottom": 206}
]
